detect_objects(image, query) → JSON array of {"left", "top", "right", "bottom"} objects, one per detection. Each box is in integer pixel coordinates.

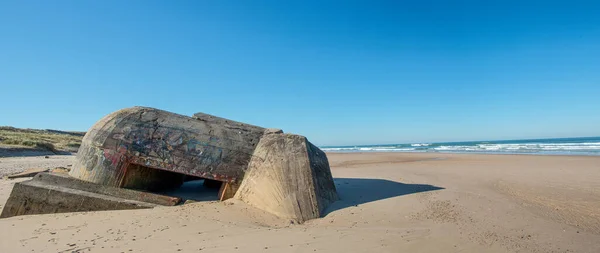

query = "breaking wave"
[{"left": 320, "top": 137, "right": 600, "bottom": 156}]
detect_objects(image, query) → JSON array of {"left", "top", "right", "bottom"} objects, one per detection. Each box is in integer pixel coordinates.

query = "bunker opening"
[{"left": 120, "top": 163, "right": 222, "bottom": 202}]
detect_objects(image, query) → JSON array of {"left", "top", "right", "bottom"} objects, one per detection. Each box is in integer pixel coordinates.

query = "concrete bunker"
[{"left": 2, "top": 107, "right": 338, "bottom": 222}]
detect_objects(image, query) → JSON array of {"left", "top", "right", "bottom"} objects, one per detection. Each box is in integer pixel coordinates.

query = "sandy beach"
[{"left": 1, "top": 152, "right": 599, "bottom": 252}]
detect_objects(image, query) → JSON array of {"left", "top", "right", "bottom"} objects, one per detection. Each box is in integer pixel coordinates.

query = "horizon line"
[{"left": 320, "top": 136, "right": 600, "bottom": 148}]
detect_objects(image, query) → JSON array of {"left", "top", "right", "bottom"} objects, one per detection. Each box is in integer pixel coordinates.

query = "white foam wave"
[
  {"left": 322, "top": 147, "right": 416, "bottom": 152},
  {"left": 434, "top": 144, "right": 600, "bottom": 152},
  {"left": 322, "top": 140, "right": 600, "bottom": 155},
  {"left": 321, "top": 147, "right": 359, "bottom": 151}
]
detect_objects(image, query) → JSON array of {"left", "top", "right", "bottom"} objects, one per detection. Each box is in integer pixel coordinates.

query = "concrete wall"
[
  {"left": 234, "top": 133, "right": 338, "bottom": 222},
  {"left": 70, "top": 107, "right": 265, "bottom": 187}
]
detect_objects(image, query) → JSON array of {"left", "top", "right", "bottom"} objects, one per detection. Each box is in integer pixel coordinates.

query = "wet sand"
[{"left": 1, "top": 152, "right": 599, "bottom": 252}]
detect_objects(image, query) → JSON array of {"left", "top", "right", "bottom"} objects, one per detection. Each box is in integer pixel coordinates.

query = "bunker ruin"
[{"left": 2, "top": 107, "right": 338, "bottom": 222}]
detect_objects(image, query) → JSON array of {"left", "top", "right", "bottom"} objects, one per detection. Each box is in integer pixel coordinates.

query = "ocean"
[{"left": 321, "top": 136, "right": 600, "bottom": 156}]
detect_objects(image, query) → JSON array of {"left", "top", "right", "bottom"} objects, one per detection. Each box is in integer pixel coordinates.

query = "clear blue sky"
[{"left": 1, "top": 1, "right": 599, "bottom": 146}]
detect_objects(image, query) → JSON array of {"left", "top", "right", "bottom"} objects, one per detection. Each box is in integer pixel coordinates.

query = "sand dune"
[{"left": 1, "top": 153, "right": 599, "bottom": 252}]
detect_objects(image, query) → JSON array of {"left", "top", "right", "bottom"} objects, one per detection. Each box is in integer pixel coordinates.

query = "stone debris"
[
  {"left": 50, "top": 167, "right": 71, "bottom": 174},
  {"left": 6, "top": 168, "right": 49, "bottom": 179}
]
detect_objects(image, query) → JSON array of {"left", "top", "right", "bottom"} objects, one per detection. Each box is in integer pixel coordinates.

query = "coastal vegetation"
[{"left": 0, "top": 126, "right": 84, "bottom": 153}]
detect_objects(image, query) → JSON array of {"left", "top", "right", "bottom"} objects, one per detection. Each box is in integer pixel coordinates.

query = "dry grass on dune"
[{"left": 0, "top": 126, "right": 85, "bottom": 153}]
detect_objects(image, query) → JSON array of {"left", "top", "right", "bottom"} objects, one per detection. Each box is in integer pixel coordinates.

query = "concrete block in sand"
[
  {"left": 1, "top": 173, "right": 181, "bottom": 218},
  {"left": 234, "top": 133, "right": 339, "bottom": 222}
]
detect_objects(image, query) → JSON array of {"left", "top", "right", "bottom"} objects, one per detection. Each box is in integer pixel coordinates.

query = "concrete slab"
[
  {"left": 34, "top": 173, "right": 181, "bottom": 206},
  {"left": 1, "top": 179, "right": 154, "bottom": 218},
  {"left": 0, "top": 173, "right": 182, "bottom": 218}
]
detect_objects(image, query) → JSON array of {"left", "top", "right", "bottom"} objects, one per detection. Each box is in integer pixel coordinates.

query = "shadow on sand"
[
  {"left": 324, "top": 178, "right": 444, "bottom": 215},
  {"left": 158, "top": 180, "right": 221, "bottom": 202}
]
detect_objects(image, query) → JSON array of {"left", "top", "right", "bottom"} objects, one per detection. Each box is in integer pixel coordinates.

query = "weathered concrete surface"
[
  {"left": 32, "top": 173, "right": 181, "bottom": 206},
  {"left": 218, "top": 182, "right": 240, "bottom": 201},
  {"left": 1, "top": 174, "right": 159, "bottom": 218},
  {"left": 1, "top": 172, "right": 182, "bottom": 218},
  {"left": 70, "top": 107, "right": 266, "bottom": 187},
  {"left": 234, "top": 133, "right": 338, "bottom": 222},
  {"left": 5, "top": 107, "right": 338, "bottom": 221}
]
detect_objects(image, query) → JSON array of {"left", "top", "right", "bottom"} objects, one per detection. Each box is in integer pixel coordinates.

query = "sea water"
[{"left": 321, "top": 136, "right": 600, "bottom": 156}]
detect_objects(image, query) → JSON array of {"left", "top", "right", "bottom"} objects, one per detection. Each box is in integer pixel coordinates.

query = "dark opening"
[{"left": 121, "top": 164, "right": 222, "bottom": 202}]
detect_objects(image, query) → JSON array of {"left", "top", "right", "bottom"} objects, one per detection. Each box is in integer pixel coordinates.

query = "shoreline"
[
  {"left": 325, "top": 150, "right": 600, "bottom": 157},
  {"left": 320, "top": 136, "right": 600, "bottom": 156}
]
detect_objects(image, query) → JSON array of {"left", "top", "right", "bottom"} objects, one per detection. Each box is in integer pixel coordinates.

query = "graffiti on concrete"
[
  {"left": 99, "top": 123, "right": 237, "bottom": 181},
  {"left": 72, "top": 107, "right": 263, "bottom": 186}
]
